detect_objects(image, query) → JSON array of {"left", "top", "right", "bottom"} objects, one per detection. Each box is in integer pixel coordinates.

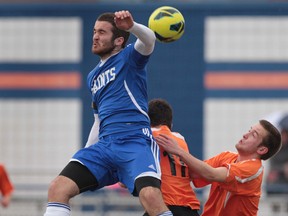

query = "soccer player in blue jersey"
[{"left": 43, "top": 10, "right": 173, "bottom": 216}]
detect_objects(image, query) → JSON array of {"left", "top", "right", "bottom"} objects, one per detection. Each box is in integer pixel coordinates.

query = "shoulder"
[
  {"left": 125, "top": 42, "right": 149, "bottom": 61},
  {"left": 237, "top": 158, "right": 262, "bottom": 168},
  {"left": 171, "top": 132, "right": 185, "bottom": 140},
  {"left": 211, "top": 151, "right": 238, "bottom": 160},
  {"left": 124, "top": 43, "right": 135, "bottom": 53},
  {"left": 205, "top": 151, "right": 238, "bottom": 165},
  {"left": 220, "top": 151, "right": 238, "bottom": 157},
  {"left": 228, "top": 160, "right": 263, "bottom": 183},
  {"left": 171, "top": 132, "right": 189, "bottom": 151}
]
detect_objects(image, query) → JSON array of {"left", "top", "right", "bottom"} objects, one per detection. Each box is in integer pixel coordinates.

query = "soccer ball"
[{"left": 148, "top": 6, "right": 185, "bottom": 43}]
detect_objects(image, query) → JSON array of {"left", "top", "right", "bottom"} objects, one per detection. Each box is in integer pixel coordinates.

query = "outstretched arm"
[
  {"left": 155, "top": 134, "right": 228, "bottom": 182},
  {"left": 114, "top": 10, "right": 156, "bottom": 55}
]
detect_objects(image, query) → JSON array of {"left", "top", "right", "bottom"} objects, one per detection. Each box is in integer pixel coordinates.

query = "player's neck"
[
  {"left": 100, "top": 49, "right": 122, "bottom": 62},
  {"left": 236, "top": 154, "right": 260, "bottom": 162}
]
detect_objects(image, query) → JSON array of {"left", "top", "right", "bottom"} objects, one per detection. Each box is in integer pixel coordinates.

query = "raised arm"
[
  {"left": 114, "top": 10, "right": 156, "bottom": 55},
  {"left": 155, "top": 134, "right": 228, "bottom": 182}
]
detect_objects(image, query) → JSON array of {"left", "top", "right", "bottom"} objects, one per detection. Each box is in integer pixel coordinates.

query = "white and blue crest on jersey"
[{"left": 87, "top": 43, "right": 151, "bottom": 138}]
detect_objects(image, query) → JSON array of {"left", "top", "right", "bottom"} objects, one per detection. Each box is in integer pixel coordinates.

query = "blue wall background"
[{"left": 1, "top": 2, "right": 288, "bottom": 160}]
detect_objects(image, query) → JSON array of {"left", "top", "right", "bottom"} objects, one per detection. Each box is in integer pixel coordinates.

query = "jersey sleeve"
[
  {"left": 129, "top": 43, "right": 150, "bottom": 68},
  {"left": 219, "top": 159, "right": 263, "bottom": 193},
  {"left": 128, "top": 21, "right": 156, "bottom": 56}
]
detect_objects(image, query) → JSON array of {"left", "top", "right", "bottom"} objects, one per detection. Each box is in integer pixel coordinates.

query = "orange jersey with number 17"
[{"left": 152, "top": 126, "right": 200, "bottom": 210}]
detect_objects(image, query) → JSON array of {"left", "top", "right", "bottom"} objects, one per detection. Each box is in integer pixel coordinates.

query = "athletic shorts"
[
  {"left": 143, "top": 206, "right": 200, "bottom": 216},
  {"left": 71, "top": 127, "right": 161, "bottom": 195}
]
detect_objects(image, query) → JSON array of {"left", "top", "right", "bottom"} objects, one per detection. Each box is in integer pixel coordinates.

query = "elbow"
[
  {"left": 201, "top": 173, "right": 225, "bottom": 183},
  {"left": 201, "top": 173, "right": 217, "bottom": 182},
  {"left": 147, "top": 31, "right": 156, "bottom": 48},
  {"left": 150, "top": 31, "right": 156, "bottom": 42},
  {"left": 199, "top": 168, "right": 224, "bottom": 182},
  {"left": 146, "top": 27, "right": 156, "bottom": 44}
]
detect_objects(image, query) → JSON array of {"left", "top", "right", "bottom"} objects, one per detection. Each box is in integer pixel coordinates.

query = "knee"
[
  {"left": 139, "top": 186, "right": 162, "bottom": 204},
  {"left": 139, "top": 186, "right": 168, "bottom": 215},
  {"left": 48, "top": 177, "right": 61, "bottom": 199},
  {"left": 48, "top": 176, "right": 79, "bottom": 202}
]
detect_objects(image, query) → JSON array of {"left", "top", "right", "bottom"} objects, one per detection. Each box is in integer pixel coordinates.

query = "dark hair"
[
  {"left": 148, "top": 98, "right": 173, "bottom": 129},
  {"left": 97, "top": 12, "right": 130, "bottom": 48},
  {"left": 259, "top": 119, "right": 282, "bottom": 160}
]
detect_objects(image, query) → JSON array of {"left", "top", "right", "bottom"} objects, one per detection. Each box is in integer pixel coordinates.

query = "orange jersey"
[
  {"left": 152, "top": 126, "right": 200, "bottom": 210},
  {"left": 193, "top": 151, "right": 263, "bottom": 216},
  {"left": 0, "top": 164, "right": 14, "bottom": 196}
]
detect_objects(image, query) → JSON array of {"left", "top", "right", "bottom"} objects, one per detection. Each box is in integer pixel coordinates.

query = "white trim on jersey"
[
  {"left": 136, "top": 171, "right": 161, "bottom": 181},
  {"left": 171, "top": 132, "right": 185, "bottom": 140},
  {"left": 139, "top": 127, "right": 162, "bottom": 179},
  {"left": 235, "top": 165, "right": 264, "bottom": 183},
  {"left": 223, "top": 191, "right": 231, "bottom": 208},
  {"left": 151, "top": 136, "right": 161, "bottom": 174},
  {"left": 69, "top": 158, "right": 84, "bottom": 165},
  {"left": 124, "top": 80, "right": 149, "bottom": 119}
]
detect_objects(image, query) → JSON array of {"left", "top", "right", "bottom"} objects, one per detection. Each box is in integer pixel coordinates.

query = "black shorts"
[
  {"left": 143, "top": 205, "right": 200, "bottom": 216},
  {"left": 59, "top": 161, "right": 99, "bottom": 193},
  {"left": 168, "top": 205, "right": 200, "bottom": 216}
]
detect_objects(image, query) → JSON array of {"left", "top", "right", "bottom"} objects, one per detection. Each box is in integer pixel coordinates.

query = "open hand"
[{"left": 155, "top": 134, "right": 181, "bottom": 156}]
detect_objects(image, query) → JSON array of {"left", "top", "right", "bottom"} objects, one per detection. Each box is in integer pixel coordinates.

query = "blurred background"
[{"left": 0, "top": 0, "right": 288, "bottom": 215}]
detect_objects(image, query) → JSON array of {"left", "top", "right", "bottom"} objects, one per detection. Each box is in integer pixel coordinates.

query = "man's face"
[
  {"left": 236, "top": 123, "right": 268, "bottom": 156},
  {"left": 92, "top": 20, "right": 116, "bottom": 58}
]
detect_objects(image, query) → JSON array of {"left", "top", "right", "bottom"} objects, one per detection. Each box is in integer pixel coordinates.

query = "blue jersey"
[{"left": 87, "top": 43, "right": 151, "bottom": 138}]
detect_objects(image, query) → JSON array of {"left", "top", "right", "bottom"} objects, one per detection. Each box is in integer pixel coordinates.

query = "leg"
[
  {"left": 139, "top": 186, "right": 170, "bottom": 216},
  {"left": 114, "top": 130, "right": 172, "bottom": 215},
  {"left": 47, "top": 175, "right": 79, "bottom": 204},
  {"left": 44, "top": 175, "right": 78, "bottom": 216},
  {"left": 136, "top": 177, "right": 172, "bottom": 216},
  {"left": 44, "top": 161, "right": 99, "bottom": 216}
]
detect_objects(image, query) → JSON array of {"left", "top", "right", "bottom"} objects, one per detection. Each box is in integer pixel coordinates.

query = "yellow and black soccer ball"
[{"left": 148, "top": 6, "right": 185, "bottom": 43}]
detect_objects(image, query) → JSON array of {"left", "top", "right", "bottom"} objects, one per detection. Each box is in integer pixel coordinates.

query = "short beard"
[{"left": 93, "top": 40, "right": 117, "bottom": 58}]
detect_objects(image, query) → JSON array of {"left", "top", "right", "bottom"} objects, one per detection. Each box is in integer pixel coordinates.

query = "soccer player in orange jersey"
[
  {"left": 156, "top": 119, "right": 282, "bottom": 216},
  {"left": 0, "top": 163, "right": 13, "bottom": 208},
  {"left": 147, "top": 98, "right": 200, "bottom": 216}
]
